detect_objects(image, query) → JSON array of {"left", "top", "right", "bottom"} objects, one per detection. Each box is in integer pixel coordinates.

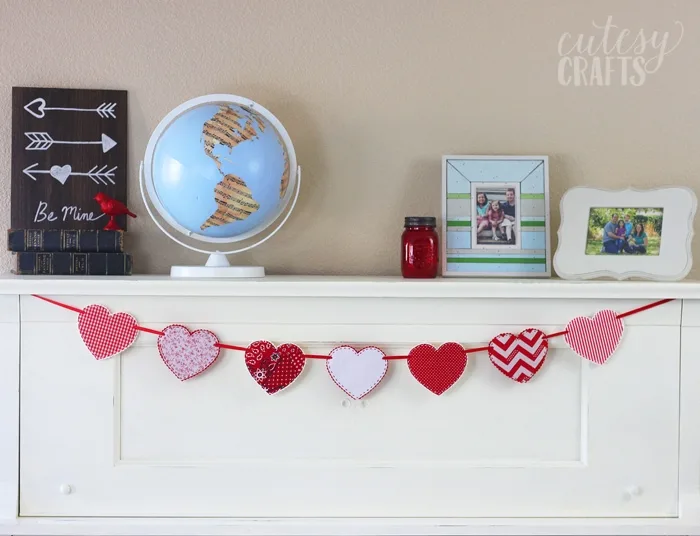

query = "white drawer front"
[{"left": 19, "top": 296, "right": 680, "bottom": 517}]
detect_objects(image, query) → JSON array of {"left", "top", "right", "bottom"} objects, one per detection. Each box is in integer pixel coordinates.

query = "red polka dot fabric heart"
[
  {"left": 488, "top": 328, "right": 548, "bottom": 383},
  {"left": 565, "top": 309, "right": 624, "bottom": 365},
  {"left": 77, "top": 304, "right": 138, "bottom": 360},
  {"left": 407, "top": 342, "right": 467, "bottom": 395},
  {"left": 245, "top": 341, "right": 306, "bottom": 394},
  {"left": 157, "top": 325, "right": 220, "bottom": 381}
]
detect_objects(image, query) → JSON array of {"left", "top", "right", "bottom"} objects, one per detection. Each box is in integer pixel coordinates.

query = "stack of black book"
[{"left": 8, "top": 229, "right": 132, "bottom": 275}]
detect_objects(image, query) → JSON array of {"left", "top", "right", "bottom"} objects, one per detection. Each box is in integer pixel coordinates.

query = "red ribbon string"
[
  {"left": 135, "top": 326, "right": 165, "bottom": 336},
  {"left": 546, "top": 330, "right": 568, "bottom": 339},
  {"left": 616, "top": 298, "right": 674, "bottom": 319},
  {"left": 31, "top": 295, "right": 675, "bottom": 359},
  {"left": 31, "top": 294, "right": 84, "bottom": 314},
  {"left": 215, "top": 343, "right": 248, "bottom": 352}
]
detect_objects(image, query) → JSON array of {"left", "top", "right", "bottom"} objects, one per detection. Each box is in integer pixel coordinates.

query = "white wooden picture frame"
[
  {"left": 553, "top": 187, "right": 697, "bottom": 281},
  {"left": 442, "top": 155, "right": 551, "bottom": 277}
]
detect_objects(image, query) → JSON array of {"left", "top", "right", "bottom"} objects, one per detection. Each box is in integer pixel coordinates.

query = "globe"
[{"left": 140, "top": 94, "right": 299, "bottom": 277}]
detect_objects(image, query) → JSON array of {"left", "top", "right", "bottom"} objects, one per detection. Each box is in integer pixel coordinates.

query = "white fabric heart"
[
  {"left": 326, "top": 346, "right": 388, "bottom": 399},
  {"left": 50, "top": 164, "right": 71, "bottom": 185}
]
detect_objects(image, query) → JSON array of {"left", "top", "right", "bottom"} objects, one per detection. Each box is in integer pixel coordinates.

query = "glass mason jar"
[{"left": 401, "top": 216, "right": 439, "bottom": 278}]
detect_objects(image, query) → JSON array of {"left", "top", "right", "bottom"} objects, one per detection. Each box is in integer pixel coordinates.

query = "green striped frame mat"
[
  {"left": 447, "top": 257, "right": 546, "bottom": 264},
  {"left": 447, "top": 220, "right": 544, "bottom": 228}
]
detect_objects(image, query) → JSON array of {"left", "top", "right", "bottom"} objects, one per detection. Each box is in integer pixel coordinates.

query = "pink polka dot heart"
[
  {"left": 77, "top": 304, "right": 138, "bottom": 360},
  {"left": 157, "top": 325, "right": 220, "bottom": 381},
  {"left": 245, "top": 341, "right": 306, "bottom": 395},
  {"left": 407, "top": 342, "right": 467, "bottom": 395}
]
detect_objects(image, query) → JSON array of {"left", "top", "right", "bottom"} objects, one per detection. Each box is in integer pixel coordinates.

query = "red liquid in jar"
[{"left": 402, "top": 217, "right": 439, "bottom": 278}]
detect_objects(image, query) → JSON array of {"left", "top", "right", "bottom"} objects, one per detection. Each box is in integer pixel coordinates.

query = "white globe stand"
[{"left": 139, "top": 93, "right": 301, "bottom": 279}]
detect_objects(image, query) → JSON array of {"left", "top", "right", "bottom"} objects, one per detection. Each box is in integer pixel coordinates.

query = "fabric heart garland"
[
  {"left": 326, "top": 345, "right": 388, "bottom": 399},
  {"left": 564, "top": 309, "right": 624, "bottom": 365},
  {"left": 488, "top": 328, "right": 548, "bottom": 383},
  {"left": 77, "top": 304, "right": 138, "bottom": 360},
  {"left": 157, "top": 325, "right": 220, "bottom": 381},
  {"left": 408, "top": 342, "right": 467, "bottom": 395},
  {"left": 245, "top": 340, "right": 306, "bottom": 394}
]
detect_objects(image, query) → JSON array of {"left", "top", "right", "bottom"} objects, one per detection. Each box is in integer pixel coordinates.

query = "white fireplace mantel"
[{"left": 1, "top": 275, "right": 700, "bottom": 536}]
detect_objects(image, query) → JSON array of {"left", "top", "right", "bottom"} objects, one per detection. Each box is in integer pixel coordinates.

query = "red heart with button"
[
  {"left": 77, "top": 304, "right": 138, "bottom": 360},
  {"left": 407, "top": 342, "right": 467, "bottom": 395},
  {"left": 245, "top": 340, "right": 306, "bottom": 394},
  {"left": 488, "top": 328, "right": 548, "bottom": 383}
]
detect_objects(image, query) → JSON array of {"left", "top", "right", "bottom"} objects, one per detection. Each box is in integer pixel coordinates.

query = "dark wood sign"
[{"left": 11, "top": 87, "right": 127, "bottom": 230}]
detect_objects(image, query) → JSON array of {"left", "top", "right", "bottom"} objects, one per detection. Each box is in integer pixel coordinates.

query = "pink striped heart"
[
  {"left": 564, "top": 309, "right": 624, "bottom": 365},
  {"left": 488, "top": 328, "right": 548, "bottom": 383}
]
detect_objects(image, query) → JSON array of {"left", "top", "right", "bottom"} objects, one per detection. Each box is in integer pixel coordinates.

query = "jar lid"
[{"left": 404, "top": 216, "right": 436, "bottom": 227}]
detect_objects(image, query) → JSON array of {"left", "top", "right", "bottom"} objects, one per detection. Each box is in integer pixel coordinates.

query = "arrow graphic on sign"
[
  {"left": 22, "top": 163, "right": 117, "bottom": 185},
  {"left": 24, "top": 98, "right": 117, "bottom": 119},
  {"left": 24, "top": 132, "right": 117, "bottom": 153}
]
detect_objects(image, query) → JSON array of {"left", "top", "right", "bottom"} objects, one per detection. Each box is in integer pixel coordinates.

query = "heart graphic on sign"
[
  {"left": 488, "top": 328, "right": 548, "bottom": 383},
  {"left": 565, "top": 309, "right": 624, "bottom": 365},
  {"left": 77, "top": 304, "right": 138, "bottom": 360},
  {"left": 327, "top": 346, "right": 388, "bottom": 399},
  {"left": 157, "top": 325, "right": 220, "bottom": 381},
  {"left": 50, "top": 164, "right": 71, "bottom": 185},
  {"left": 245, "top": 340, "right": 306, "bottom": 394},
  {"left": 24, "top": 97, "right": 47, "bottom": 119},
  {"left": 408, "top": 342, "right": 467, "bottom": 395}
]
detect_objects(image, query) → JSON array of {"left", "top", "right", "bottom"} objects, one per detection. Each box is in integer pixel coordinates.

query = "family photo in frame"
[
  {"left": 554, "top": 187, "right": 696, "bottom": 281},
  {"left": 586, "top": 207, "right": 663, "bottom": 256},
  {"left": 442, "top": 155, "right": 551, "bottom": 277}
]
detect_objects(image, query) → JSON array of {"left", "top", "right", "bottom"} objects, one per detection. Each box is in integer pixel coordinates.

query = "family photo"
[
  {"left": 585, "top": 207, "right": 663, "bottom": 256},
  {"left": 473, "top": 186, "right": 519, "bottom": 246}
]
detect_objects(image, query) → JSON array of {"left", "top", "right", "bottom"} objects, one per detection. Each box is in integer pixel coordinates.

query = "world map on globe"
[{"left": 152, "top": 103, "right": 291, "bottom": 239}]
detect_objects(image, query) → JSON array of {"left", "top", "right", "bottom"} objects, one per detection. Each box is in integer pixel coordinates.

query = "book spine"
[
  {"left": 12, "top": 252, "right": 132, "bottom": 276},
  {"left": 7, "top": 229, "right": 124, "bottom": 253}
]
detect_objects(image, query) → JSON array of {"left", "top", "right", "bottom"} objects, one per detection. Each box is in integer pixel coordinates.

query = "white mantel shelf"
[{"left": 0, "top": 274, "right": 699, "bottom": 300}]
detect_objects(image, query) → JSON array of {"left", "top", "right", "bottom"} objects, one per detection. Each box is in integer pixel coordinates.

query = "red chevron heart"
[{"left": 488, "top": 328, "right": 548, "bottom": 383}]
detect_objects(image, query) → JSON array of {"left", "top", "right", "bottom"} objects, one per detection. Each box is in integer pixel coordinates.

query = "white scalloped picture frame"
[{"left": 553, "top": 187, "right": 697, "bottom": 281}]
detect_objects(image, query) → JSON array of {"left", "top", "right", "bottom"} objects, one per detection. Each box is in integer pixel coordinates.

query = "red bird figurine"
[{"left": 94, "top": 192, "right": 136, "bottom": 231}]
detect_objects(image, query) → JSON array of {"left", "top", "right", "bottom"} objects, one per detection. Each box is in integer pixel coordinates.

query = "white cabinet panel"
[
  {"left": 0, "top": 296, "right": 19, "bottom": 522},
  {"left": 19, "top": 295, "right": 680, "bottom": 518}
]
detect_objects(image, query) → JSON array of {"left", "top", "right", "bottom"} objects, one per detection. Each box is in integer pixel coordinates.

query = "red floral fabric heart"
[
  {"left": 157, "top": 324, "right": 220, "bottom": 381},
  {"left": 245, "top": 340, "right": 306, "bottom": 394}
]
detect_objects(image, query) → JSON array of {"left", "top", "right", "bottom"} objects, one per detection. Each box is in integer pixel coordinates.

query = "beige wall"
[{"left": 0, "top": 0, "right": 696, "bottom": 276}]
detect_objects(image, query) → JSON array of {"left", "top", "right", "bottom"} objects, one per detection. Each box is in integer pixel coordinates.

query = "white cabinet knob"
[
  {"left": 59, "top": 484, "right": 72, "bottom": 495},
  {"left": 624, "top": 485, "right": 642, "bottom": 500}
]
